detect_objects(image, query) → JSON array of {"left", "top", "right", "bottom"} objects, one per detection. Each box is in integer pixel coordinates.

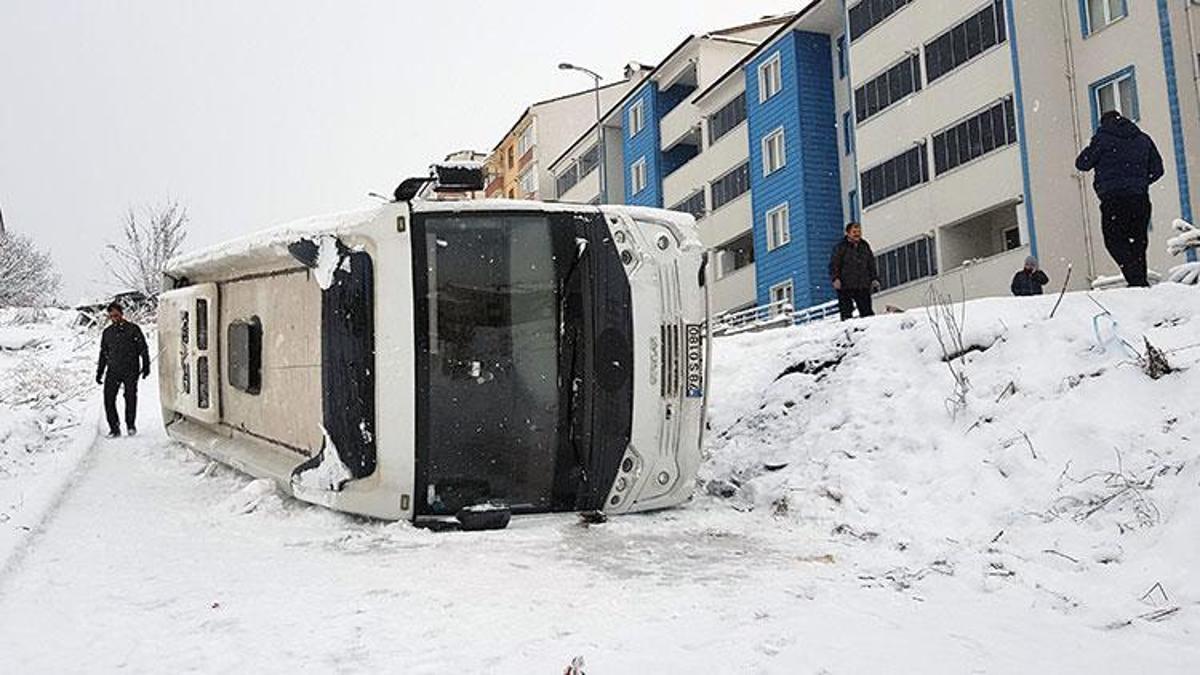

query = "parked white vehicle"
[{"left": 158, "top": 172, "right": 709, "bottom": 527}]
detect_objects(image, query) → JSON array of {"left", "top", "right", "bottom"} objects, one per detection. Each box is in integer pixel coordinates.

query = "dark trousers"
[
  {"left": 837, "top": 289, "right": 874, "bottom": 321},
  {"left": 104, "top": 373, "right": 138, "bottom": 433},
  {"left": 1100, "top": 193, "right": 1152, "bottom": 287}
]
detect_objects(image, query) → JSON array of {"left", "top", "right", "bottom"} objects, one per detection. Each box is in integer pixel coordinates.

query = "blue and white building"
[{"left": 553, "top": 1, "right": 1200, "bottom": 313}]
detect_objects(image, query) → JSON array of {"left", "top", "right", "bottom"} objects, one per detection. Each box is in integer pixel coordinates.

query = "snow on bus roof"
[{"left": 167, "top": 205, "right": 385, "bottom": 274}]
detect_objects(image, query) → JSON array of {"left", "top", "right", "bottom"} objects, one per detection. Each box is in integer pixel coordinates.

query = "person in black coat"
[
  {"left": 1011, "top": 256, "right": 1050, "bottom": 296},
  {"left": 829, "top": 222, "right": 880, "bottom": 321},
  {"left": 1075, "top": 111, "right": 1165, "bottom": 287},
  {"left": 96, "top": 302, "right": 151, "bottom": 437}
]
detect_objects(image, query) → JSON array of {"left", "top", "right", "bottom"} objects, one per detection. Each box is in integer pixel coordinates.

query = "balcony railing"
[{"left": 712, "top": 299, "right": 840, "bottom": 337}]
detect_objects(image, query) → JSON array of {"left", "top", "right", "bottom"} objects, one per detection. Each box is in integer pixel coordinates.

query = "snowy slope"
[
  {"left": 0, "top": 308, "right": 100, "bottom": 571},
  {"left": 0, "top": 288, "right": 1197, "bottom": 673},
  {"left": 705, "top": 285, "right": 1200, "bottom": 637}
]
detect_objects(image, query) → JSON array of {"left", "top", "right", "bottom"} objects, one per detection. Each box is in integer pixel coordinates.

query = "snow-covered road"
[
  {"left": 3, "top": 288, "right": 1200, "bottom": 673},
  {"left": 0, "top": 382, "right": 1190, "bottom": 673}
]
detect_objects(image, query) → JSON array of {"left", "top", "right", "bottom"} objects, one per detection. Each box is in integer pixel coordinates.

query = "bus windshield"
[{"left": 414, "top": 212, "right": 583, "bottom": 515}]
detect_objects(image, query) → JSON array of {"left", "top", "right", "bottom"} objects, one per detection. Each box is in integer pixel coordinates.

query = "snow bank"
[
  {"left": 704, "top": 284, "right": 1200, "bottom": 630},
  {"left": 0, "top": 314, "right": 101, "bottom": 573}
]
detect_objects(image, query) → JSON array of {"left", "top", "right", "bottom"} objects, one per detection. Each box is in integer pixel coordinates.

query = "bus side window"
[
  {"left": 197, "top": 356, "right": 210, "bottom": 409},
  {"left": 228, "top": 317, "right": 263, "bottom": 395},
  {"left": 196, "top": 299, "right": 209, "bottom": 351}
]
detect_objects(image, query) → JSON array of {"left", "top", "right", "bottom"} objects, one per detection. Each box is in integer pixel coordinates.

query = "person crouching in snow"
[
  {"left": 95, "top": 301, "right": 151, "bottom": 438},
  {"left": 829, "top": 222, "right": 880, "bottom": 321},
  {"left": 1011, "top": 256, "right": 1050, "bottom": 296}
]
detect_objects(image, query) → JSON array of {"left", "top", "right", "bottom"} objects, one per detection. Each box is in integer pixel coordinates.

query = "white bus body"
[{"left": 158, "top": 200, "right": 709, "bottom": 522}]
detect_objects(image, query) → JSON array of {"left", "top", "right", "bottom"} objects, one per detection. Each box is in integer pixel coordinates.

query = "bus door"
[{"left": 159, "top": 284, "right": 221, "bottom": 424}]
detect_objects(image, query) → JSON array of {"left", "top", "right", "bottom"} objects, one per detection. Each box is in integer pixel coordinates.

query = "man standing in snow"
[
  {"left": 1075, "top": 110, "right": 1165, "bottom": 287},
  {"left": 96, "top": 301, "right": 151, "bottom": 438},
  {"left": 1010, "top": 256, "right": 1050, "bottom": 296},
  {"left": 829, "top": 222, "right": 880, "bottom": 321}
]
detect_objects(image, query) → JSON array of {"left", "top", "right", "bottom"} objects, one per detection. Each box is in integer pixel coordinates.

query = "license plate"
[{"left": 685, "top": 324, "right": 705, "bottom": 398}]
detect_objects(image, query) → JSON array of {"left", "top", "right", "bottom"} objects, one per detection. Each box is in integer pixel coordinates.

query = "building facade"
[
  {"left": 485, "top": 70, "right": 650, "bottom": 201},
  {"left": 554, "top": 1, "right": 1200, "bottom": 315}
]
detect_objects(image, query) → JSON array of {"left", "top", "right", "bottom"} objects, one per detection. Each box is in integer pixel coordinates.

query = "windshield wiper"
[{"left": 559, "top": 237, "right": 590, "bottom": 491}]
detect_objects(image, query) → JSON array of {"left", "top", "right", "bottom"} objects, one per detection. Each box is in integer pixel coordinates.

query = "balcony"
[{"left": 661, "top": 123, "right": 749, "bottom": 209}]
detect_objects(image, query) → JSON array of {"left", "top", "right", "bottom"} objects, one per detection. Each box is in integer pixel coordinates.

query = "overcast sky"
[{"left": 1, "top": 1, "right": 802, "bottom": 302}]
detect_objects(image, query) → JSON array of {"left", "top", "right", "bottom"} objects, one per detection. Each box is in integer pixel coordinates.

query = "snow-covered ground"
[{"left": 0, "top": 287, "right": 1198, "bottom": 673}]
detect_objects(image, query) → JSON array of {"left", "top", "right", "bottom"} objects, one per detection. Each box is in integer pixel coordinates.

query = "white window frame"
[
  {"left": 517, "top": 123, "right": 536, "bottom": 156},
  {"left": 629, "top": 99, "right": 645, "bottom": 137},
  {"left": 769, "top": 279, "right": 795, "bottom": 315},
  {"left": 1092, "top": 69, "right": 1139, "bottom": 121},
  {"left": 761, "top": 127, "right": 787, "bottom": 176},
  {"left": 1002, "top": 225, "right": 1021, "bottom": 251},
  {"left": 758, "top": 52, "right": 783, "bottom": 103},
  {"left": 519, "top": 163, "right": 538, "bottom": 196},
  {"left": 766, "top": 203, "right": 791, "bottom": 251},
  {"left": 630, "top": 157, "right": 648, "bottom": 195},
  {"left": 1085, "top": 0, "right": 1128, "bottom": 35}
]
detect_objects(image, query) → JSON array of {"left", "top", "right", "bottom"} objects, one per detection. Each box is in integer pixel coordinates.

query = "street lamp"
[{"left": 559, "top": 62, "right": 608, "bottom": 204}]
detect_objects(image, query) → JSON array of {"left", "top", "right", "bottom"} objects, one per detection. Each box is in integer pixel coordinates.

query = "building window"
[
  {"left": 629, "top": 99, "right": 645, "bottom": 137},
  {"left": 853, "top": 53, "right": 922, "bottom": 124},
  {"left": 861, "top": 143, "right": 929, "bottom": 208},
  {"left": 842, "top": 111, "right": 854, "bottom": 155},
  {"left": 1091, "top": 67, "right": 1139, "bottom": 124},
  {"left": 519, "top": 164, "right": 538, "bottom": 196},
  {"left": 507, "top": 147, "right": 515, "bottom": 169},
  {"left": 228, "top": 317, "right": 263, "bottom": 395},
  {"left": 769, "top": 279, "right": 795, "bottom": 312},
  {"left": 849, "top": 189, "right": 860, "bottom": 221},
  {"left": 932, "top": 96, "right": 1018, "bottom": 175},
  {"left": 766, "top": 203, "right": 791, "bottom": 251},
  {"left": 758, "top": 53, "right": 783, "bottom": 103},
  {"left": 761, "top": 128, "right": 787, "bottom": 176},
  {"left": 556, "top": 164, "right": 579, "bottom": 198},
  {"left": 925, "top": 0, "right": 1007, "bottom": 83},
  {"left": 877, "top": 236, "right": 938, "bottom": 291},
  {"left": 837, "top": 36, "right": 847, "bottom": 80},
  {"left": 709, "top": 93, "right": 747, "bottom": 145},
  {"left": 711, "top": 162, "right": 751, "bottom": 210},
  {"left": 517, "top": 124, "right": 535, "bottom": 157},
  {"left": 715, "top": 232, "right": 755, "bottom": 279},
  {"left": 849, "top": 0, "right": 914, "bottom": 42},
  {"left": 579, "top": 144, "right": 600, "bottom": 177},
  {"left": 1003, "top": 226, "right": 1022, "bottom": 251},
  {"left": 1084, "top": 0, "right": 1128, "bottom": 36},
  {"left": 630, "top": 157, "right": 648, "bottom": 195},
  {"left": 670, "top": 190, "right": 707, "bottom": 221}
]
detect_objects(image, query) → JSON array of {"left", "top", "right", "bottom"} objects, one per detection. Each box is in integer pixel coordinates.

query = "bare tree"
[
  {"left": 105, "top": 200, "right": 188, "bottom": 297},
  {"left": 0, "top": 231, "right": 61, "bottom": 307}
]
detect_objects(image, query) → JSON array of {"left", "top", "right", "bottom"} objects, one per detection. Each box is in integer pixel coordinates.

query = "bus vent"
[{"left": 660, "top": 323, "right": 681, "bottom": 398}]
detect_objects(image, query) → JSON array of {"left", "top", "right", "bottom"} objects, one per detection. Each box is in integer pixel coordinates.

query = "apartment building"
[
  {"left": 554, "top": 1, "right": 1199, "bottom": 315},
  {"left": 548, "top": 16, "right": 795, "bottom": 312},
  {"left": 485, "top": 68, "right": 650, "bottom": 201}
]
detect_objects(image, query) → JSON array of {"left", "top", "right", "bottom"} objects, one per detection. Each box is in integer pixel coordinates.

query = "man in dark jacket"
[
  {"left": 829, "top": 222, "right": 880, "bottom": 321},
  {"left": 1011, "top": 256, "right": 1050, "bottom": 296},
  {"left": 1075, "top": 111, "right": 1165, "bottom": 287},
  {"left": 96, "top": 302, "right": 151, "bottom": 437}
]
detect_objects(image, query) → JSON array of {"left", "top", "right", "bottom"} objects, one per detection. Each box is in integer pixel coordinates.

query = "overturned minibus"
[{"left": 159, "top": 172, "right": 710, "bottom": 526}]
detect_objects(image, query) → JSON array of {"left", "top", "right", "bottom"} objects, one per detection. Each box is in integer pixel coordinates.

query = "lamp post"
[{"left": 559, "top": 63, "right": 607, "bottom": 204}]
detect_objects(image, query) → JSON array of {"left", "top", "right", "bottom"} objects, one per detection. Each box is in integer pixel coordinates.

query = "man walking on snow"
[
  {"left": 96, "top": 302, "right": 151, "bottom": 438},
  {"left": 829, "top": 222, "right": 880, "bottom": 321},
  {"left": 1075, "top": 110, "right": 1165, "bottom": 287}
]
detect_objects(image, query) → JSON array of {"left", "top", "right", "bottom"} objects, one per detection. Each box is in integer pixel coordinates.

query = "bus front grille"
[{"left": 660, "top": 323, "right": 681, "bottom": 398}]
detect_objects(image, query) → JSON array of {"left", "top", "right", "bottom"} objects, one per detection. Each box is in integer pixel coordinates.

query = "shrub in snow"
[{"left": 0, "top": 232, "right": 61, "bottom": 307}]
